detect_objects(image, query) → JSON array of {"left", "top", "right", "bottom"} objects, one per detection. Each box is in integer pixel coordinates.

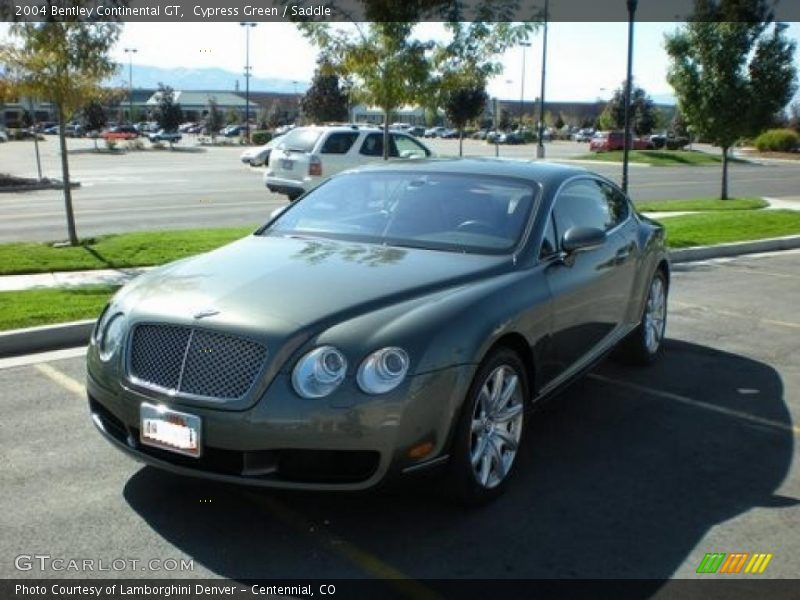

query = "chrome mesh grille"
[{"left": 129, "top": 324, "right": 267, "bottom": 400}]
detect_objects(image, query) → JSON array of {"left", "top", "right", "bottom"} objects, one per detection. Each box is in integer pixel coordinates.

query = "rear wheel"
[
  {"left": 616, "top": 269, "right": 668, "bottom": 365},
  {"left": 447, "top": 347, "right": 528, "bottom": 505}
]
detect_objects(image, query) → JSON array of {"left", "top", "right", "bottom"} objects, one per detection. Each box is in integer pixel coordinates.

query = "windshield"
[
  {"left": 262, "top": 171, "right": 536, "bottom": 254},
  {"left": 277, "top": 128, "right": 322, "bottom": 153}
]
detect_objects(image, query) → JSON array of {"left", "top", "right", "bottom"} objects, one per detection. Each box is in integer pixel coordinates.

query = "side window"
[
  {"left": 392, "top": 134, "right": 429, "bottom": 158},
  {"left": 540, "top": 215, "right": 558, "bottom": 258},
  {"left": 360, "top": 133, "right": 384, "bottom": 157},
  {"left": 321, "top": 132, "right": 359, "bottom": 154},
  {"left": 598, "top": 181, "right": 630, "bottom": 229},
  {"left": 553, "top": 180, "right": 610, "bottom": 236}
]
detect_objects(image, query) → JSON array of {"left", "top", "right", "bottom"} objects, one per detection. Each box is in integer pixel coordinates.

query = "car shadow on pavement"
[{"left": 123, "top": 339, "right": 795, "bottom": 583}]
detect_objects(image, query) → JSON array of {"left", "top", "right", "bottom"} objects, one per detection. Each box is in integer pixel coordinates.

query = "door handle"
[{"left": 615, "top": 244, "right": 634, "bottom": 263}]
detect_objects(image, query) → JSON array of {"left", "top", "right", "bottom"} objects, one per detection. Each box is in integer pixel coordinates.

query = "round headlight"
[
  {"left": 93, "top": 305, "right": 111, "bottom": 345},
  {"left": 98, "top": 313, "right": 125, "bottom": 362},
  {"left": 292, "top": 346, "right": 348, "bottom": 399},
  {"left": 357, "top": 347, "right": 410, "bottom": 395}
]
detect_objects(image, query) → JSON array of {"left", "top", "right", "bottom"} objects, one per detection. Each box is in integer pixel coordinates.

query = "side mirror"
[{"left": 561, "top": 226, "right": 606, "bottom": 254}]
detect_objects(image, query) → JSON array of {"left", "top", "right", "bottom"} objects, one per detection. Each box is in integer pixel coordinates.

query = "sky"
[{"left": 3, "top": 21, "right": 800, "bottom": 103}]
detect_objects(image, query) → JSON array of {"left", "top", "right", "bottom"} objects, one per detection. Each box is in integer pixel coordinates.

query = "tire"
[
  {"left": 446, "top": 347, "right": 529, "bottom": 505},
  {"left": 615, "top": 269, "right": 668, "bottom": 365}
]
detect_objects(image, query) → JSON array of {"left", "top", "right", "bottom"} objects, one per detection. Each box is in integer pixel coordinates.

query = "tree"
[
  {"left": 299, "top": 22, "right": 431, "bottom": 159},
  {"left": 597, "top": 83, "right": 658, "bottom": 136},
  {"left": 554, "top": 113, "right": 565, "bottom": 131},
  {"left": 788, "top": 101, "right": 800, "bottom": 132},
  {"left": 205, "top": 97, "right": 224, "bottom": 141},
  {"left": 498, "top": 108, "right": 511, "bottom": 131},
  {"left": 153, "top": 83, "right": 183, "bottom": 147},
  {"left": 301, "top": 61, "right": 348, "bottom": 124},
  {"left": 665, "top": 2, "right": 797, "bottom": 199},
  {"left": 81, "top": 100, "right": 107, "bottom": 150},
  {"left": 225, "top": 107, "right": 239, "bottom": 125},
  {"left": 1, "top": 19, "right": 121, "bottom": 245},
  {"left": 427, "top": 22, "right": 535, "bottom": 133},
  {"left": 444, "top": 85, "right": 488, "bottom": 156}
]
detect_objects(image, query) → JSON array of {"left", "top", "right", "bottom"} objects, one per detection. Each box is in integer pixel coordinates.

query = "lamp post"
[
  {"left": 124, "top": 47, "right": 137, "bottom": 124},
  {"left": 519, "top": 42, "right": 531, "bottom": 128},
  {"left": 621, "top": 0, "right": 638, "bottom": 193},
  {"left": 536, "top": 0, "right": 549, "bottom": 159},
  {"left": 240, "top": 22, "right": 256, "bottom": 143}
]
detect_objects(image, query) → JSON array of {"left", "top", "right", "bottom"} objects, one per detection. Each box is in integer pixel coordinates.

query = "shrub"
[
  {"left": 754, "top": 128, "right": 799, "bottom": 152},
  {"left": 104, "top": 138, "right": 117, "bottom": 151},
  {"left": 250, "top": 130, "right": 273, "bottom": 145}
]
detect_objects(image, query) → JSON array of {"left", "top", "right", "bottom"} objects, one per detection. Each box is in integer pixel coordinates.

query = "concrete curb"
[
  {"left": 0, "top": 319, "right": 94, "bottom": 358},
  {"left": 668, "top": 234, "right": 800, "bottom": 263},
  {"left": 1, "top": 236, "right": 799, "bottom": 357}
]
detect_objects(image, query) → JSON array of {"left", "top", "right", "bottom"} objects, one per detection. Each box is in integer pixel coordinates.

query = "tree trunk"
[
  {"left": 57, "top": 105, "right": 79, "bottom": 246},
  {"left": 382, "top": 109, "right": 389, "bottom": 160},
  {"left": 459, "top": 130, "right": 464, "bottom": 157},
  {"left": 720, "top": 145, "right": 729, "bottom": 200}
]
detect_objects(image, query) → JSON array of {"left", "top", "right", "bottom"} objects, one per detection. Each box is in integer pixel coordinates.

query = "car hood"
[{"left": 119, "top": 234, "right": 511, "bottom": 337}]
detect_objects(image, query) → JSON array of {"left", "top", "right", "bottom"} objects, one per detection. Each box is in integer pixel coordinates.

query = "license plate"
[
  {"left": 140, "top": 403, "right": 201, "bottom": 457},
  {"left": 281, "top": 159, "right": 294, "bottom": 171}
]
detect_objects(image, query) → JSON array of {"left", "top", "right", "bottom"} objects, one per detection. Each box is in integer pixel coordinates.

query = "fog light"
[{"left": 408, "top": 441, "right": 434, "bottom": 460}]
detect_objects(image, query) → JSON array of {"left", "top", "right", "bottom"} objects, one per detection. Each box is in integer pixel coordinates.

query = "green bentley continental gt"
[{"left": 87, "top": 159, "right": 669, "bottom": 504}]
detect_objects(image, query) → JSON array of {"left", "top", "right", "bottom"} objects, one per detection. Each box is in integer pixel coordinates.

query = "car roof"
[{"left": 343, "top": 158, "right": 591, "bottom": 187}]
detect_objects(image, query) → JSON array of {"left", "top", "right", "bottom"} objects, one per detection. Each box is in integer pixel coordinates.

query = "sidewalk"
[{"left": 1, "top": 197, "right": 799, "bottom": 293}]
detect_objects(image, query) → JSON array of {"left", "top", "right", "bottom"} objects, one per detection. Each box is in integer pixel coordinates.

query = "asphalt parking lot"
[
  {"left": 1, "top": 250, "right": 798, "bottom": 587},
  {"left": 2, "top": 136, "right": 800, "bottom": 242}
]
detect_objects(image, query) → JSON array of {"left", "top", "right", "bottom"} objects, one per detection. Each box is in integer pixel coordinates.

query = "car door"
[
  {"left": 357, "top": 132, "right": 398, "bottom": 164},
  {"left": 318, "top": 131, "right": 360, "bottom": 178},
  {"left": 544, "top": 177, "right": 638, "bottom": 373}
]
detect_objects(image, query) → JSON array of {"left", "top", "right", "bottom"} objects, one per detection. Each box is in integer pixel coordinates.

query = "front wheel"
[
  {"left": 446, "top": 347, "right": 528, "bottom": 505},
  {"left": 616, "top": 269, "right": 668, "bottom": 365}
]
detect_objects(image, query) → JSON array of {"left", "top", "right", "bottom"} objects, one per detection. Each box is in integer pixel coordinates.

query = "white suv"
[{"left": 264, "top": 125, "right": 433, "bottom": 200}]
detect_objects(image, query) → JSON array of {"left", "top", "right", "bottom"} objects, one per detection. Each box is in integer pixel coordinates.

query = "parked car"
[
  {"left": 148, "top": 130, "right": 182, "bottom": 144},
  {"left": 221, "top": 125, "right": 246, "bottom": 137},
  {"left": 65, "top": 123, "right": 84, "bottom": 137},
  {"left": 239, "top": 134, "right": 286, "bottom": 167},
  {"left": 424, "top": 126, "right": 447, "bottom": 138},
  {"left": 440, "top": 129, "right": 460, "bottom": 139},
  {"left": 406, "top": 126, "right": 426, "bottom": 137},
  {"left": 87, "top": 159, "right": 669, "bottom": 504},
  {"left": 102, "top": 126, "right": 139, "bottom": 141},
  {"left": 264, "top": 125, "right": 433, "bottom": 201},
  {"left": 590, "top": 131, "right": 651, "bottom": 152},
  {"left": 0, "top": 128, "right": 8, "bottom": 143},
  {"left": 574, "top": 128, "right": 594, "bottom": 143}
]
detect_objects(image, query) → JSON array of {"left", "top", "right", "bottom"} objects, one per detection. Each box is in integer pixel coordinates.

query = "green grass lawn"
[
  {"left": 0, "top": 286, "right": 116, "bottom": 331},
  {"left": 577, "top": 150, "right": 742, "bottom": 166},
  {"left": 661, "top": 210, "right": 800, "bottom": 248},
  {"left": 0, "top": 226, "right": 255, "bottom": 276},
  {"left": 636, "top": 197, "right": 768, "bottom": 212}
]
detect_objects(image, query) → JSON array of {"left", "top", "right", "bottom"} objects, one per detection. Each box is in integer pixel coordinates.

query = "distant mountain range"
[{"left": 109, "top": 65, "right": 309, "bottom": 94}]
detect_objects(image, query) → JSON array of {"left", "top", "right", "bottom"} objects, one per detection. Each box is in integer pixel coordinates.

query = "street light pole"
[
  {"left": 536, "top": 0, "right": 548, "bottom": 159},
  {"left": 124, "top": 47, "right": 137, "bottom": 124},
  {"left": 519, "top": 42, "right": 531, "bottom": 129},
  {"left": 240, "top": 22, "right": 256, "bottom": 143},
  {"left": 621, "top": 0, "right": 638, "bottom": 193}
]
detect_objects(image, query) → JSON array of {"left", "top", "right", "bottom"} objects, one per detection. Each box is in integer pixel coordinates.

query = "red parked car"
[
  {"left": 590, "top": 131, "right": 652, "bottom": 152},
  {"left": 101, "top": 126, "right": 139, "bottom": 141}
]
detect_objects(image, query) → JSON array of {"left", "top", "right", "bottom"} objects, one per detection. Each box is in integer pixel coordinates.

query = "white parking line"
[
  {"left": 671, "top": 300, "right": 800, "bottom": 330},
  {"left": 589, "top": 373, "right": 800, "bottom": 436},
  {"left": 34, "top": 362, "right": 85, "bottom": 396}
]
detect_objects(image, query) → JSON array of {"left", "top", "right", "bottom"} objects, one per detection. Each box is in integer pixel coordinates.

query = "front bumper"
[{"left": 88, "top": 363, "right": 474, "bottom": 491}]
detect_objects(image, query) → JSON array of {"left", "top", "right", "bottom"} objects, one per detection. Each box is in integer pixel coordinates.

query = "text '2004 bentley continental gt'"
[{"left": 87, "top": 159, "right": 669, "bottom": 504}]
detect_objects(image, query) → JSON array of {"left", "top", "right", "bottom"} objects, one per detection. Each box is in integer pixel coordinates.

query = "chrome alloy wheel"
[
  {"left": 643, "top": 276, "right": 667, "bottom": 354},
  {"left": 470, "top": 364, "right": 524, "bottom": 489}
]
